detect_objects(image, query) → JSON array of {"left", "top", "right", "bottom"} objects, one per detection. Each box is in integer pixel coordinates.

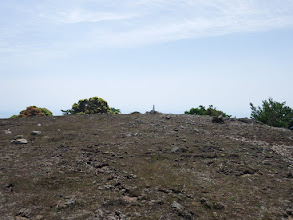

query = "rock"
[
  {"left": 166, "top": 116, "right": 171, "bottom": 120},
  {"left": 5, "top": 183, "right": 14, "bottom": 192},
  {"left": 171, "top": 147, "right": 179, "bottom": 153},
  {"left": 287, "top": 171, "right": 293, "bottom": 178},
  {"left": 15, "top": 217, "right": 29, "bottom": 220},
  {"left": 133, "top": 212, "right": 141, "bottom": 217},
  {"left": 171, "top": 201, "right": 182, "bottom": 211},
  {"left": 171, "top": 201, "right": 192, "bottom": 220},
  {"left": 213, "top": 202, "right": 225, "bottom": 210},
  {"left": 123, "top": 195, "right": 138, "bottom": 203},
  {"left": 14, "top": 135, "right": 24, "bottom": 140},
  {"left": 212, "top": 116, "right": 224, "bottom": 123},
  {"left": 200, "top": 197, "right": 212, "bottom": 209},
  {"left": 237, "top": 118, "right": 253, "bottom": 123},
  {"left": 262, "top": 160, "right": 271, "bottom": 165},
  {"left": 17, "top": 208, "right": 32, "bottom": 218},
  {"left": 125, "top": 173, "right": 137, "bottom": 179},
  {"left": 103, "top": 185, "right": 113, "bottom": 190},
  {"left": 158, "top": 188, "right": 170, "bottom": 194},
  {"left": 56, "top": 198, "right": 76, "bottom": 209},
  {"left": 95, "top": 163, "right": 109, "bottom": 168},
  {"left": 138, "top": 194, "right": 147, "bottom": 200},
  {"left": 31, "top": 131, "right": 41, "bottom": 135},
  {"left": 11, "top": 139, "right": 28, "bottom": 144},
  {"left": 286, "top": 208, "right": 293, "bottom": 216},
  {"left": 4, "top": 130, "right": 12, "bottom": 135},
  {"left": 94, "top": 208, "right": 105, "bottom": 218},
  {"left": 37, "top": 124, "right": 41, "bottom": 127}
]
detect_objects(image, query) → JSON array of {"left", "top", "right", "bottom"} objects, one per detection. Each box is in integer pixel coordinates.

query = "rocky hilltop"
[{"left": 0, "top": 114, "right": 293, "bottom": 220}]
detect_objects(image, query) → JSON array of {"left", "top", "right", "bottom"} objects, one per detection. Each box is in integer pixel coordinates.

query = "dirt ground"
[{"left": 0, "top": 114, "right": 293, "bottom": 220}]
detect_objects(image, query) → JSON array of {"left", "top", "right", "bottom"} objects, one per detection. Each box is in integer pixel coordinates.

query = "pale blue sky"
[{"left": 1, "top": 0, "right": 293, "bottom": 118}]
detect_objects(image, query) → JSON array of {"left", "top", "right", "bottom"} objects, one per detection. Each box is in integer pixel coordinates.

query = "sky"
[{"left": 1, "top": 0, "right": 293, "bottom": 118}]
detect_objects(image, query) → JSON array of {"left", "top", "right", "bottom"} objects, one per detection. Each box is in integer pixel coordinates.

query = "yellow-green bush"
[{"left": 62, "top": 97, "right": 111, "bottom": 115}]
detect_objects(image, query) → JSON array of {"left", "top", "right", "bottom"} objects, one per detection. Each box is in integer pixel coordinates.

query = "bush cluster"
[
  {"left": 250, "top": 98, "right": 293, "bottom": 129},
  {"left": 11, "top": 106, "right": 53, "bottom": 118},
  {"left": 185, "top": 105, "right": 231, "bottom": 118},
  {"left": 110, "top": 107, "right": 121, "bottom": 115},
  {"left": 61, "top": 97, "right": 119, "bottom": 115},
  {"left": 9, "top": 96, "right": 293, "bottom": 131}
]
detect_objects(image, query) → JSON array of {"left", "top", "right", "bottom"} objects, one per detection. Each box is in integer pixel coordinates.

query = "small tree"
[
  {"left": 250, "top": 98, "right": 293, "bottom": 129},
  {"left": 185, "top": 105, "right": 231, "bottom": 118},
  {"left": 62, "top": 97, "right": 111, "bottom": 115}
]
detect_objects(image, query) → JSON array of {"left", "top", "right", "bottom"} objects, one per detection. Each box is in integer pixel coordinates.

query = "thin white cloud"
[
  {"left": 84, "top": 0, "right": 293, "bottom": 47},
  {"left": 44, "top": 0, "right": 293, "bottom": 47},
  {"left": 1, "top": 0, "right": 293, "bottom": 56},
  {"left": 42, "top": 9, "right": 138, "bottom": 24}
]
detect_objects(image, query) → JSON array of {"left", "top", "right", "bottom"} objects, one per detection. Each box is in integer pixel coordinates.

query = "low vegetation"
[
  {"left": 250, "top": 98, "right": 293, "bottom": 129},
  {"left": 110, "top": 107, "right": 121, "bottom": 114},
  {"left": 8, "top": 97, "right": 293, "bottom": 130},
  {"left": 61, "top": 96, "right": 120, "bottom": 115},
  {"left": 11, "top": 106, "right": 53, "bottom": 118},
  {"left": 184, "top": 105, "right": 231, "bottom": 118}
]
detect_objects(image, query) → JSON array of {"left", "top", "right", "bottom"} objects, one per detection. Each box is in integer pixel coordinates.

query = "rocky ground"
[{"left": 0, "top": 114, "right": 293, "bottom": 220}]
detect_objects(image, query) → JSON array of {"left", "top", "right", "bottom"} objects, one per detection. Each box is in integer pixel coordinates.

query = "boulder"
[
  {"left": 171, "top": 201, "right": 182, "bottom": 211},
  {"left": 11, "top": 139, "right": 28, "bottom": 144},
  {"left": 31, "top": 131, "right": 41, "bottom": 135},
  {"left": 4, "top": 130, "right": 12, "bottom": 135},
  {"left": 14, "top": 135, "right": 24, "bottom": 140}
]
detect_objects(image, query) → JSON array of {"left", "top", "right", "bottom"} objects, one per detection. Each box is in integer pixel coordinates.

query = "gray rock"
[
  {"left": 56, "top": 198, "right": 76, "bottom": 210},
  {"left": 171, "top": 201, "right": 182, "bottom": 211},
  {"left": 17, "top": 208, "right": 32, "bottom": 218},
  {"left": 14, "top": 135, "right": 24, "bottom": 140},
  {"left": 287, "top": 171, "right": 293, "bottom": 178},
  {"left": 171, "top": 147, "right": 179, "bottom": 153},
  {"left": 31, "top": 131, "right": 41, "bottom": 135},
  {"left": 4, "top": 130, "right": 12, "bottom": 135},
  {"left": 11, "top": 139, "right": 28, "bottom": 144},
  {"left": 200, "top": 197, "right": 212, "bottom": 208},
  {"left": 213, "top": 202, "right": 225, "bottom": 210},
  {"left": 171, "top": 201, "right": 192, "bottom": 220},
  {"left": 212, "top": 116, "right": 224, "bottom": 123},
  {"left": 94, "top": 209, "right": 104, "bottom": 218}
]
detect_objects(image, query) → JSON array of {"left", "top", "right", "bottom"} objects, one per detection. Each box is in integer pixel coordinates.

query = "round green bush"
[{"left": 63, "top": 97, "right": 111, "bottom": 115}]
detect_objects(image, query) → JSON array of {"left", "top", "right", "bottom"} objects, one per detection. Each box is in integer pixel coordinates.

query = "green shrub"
[
  {"left": 40, "top": 108, "right": 53, "bottom": 116},
  {"left": 185, "top": 105, "right": 231, "bottom": 118},
  {"left": 250, "top": 98, "right": 293, "bottom": 129},
  {"left": 10, "top": 115, "right": 18, "bottom": 119},
  {"left": 110, "top": 107, "right": 121, "bottom": 114},
  {"left": 131, "top": 111, "right": 141, "bottom": 114},
  {"left": 62, "top": 96, "right": 111, "bottom": 115}
]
